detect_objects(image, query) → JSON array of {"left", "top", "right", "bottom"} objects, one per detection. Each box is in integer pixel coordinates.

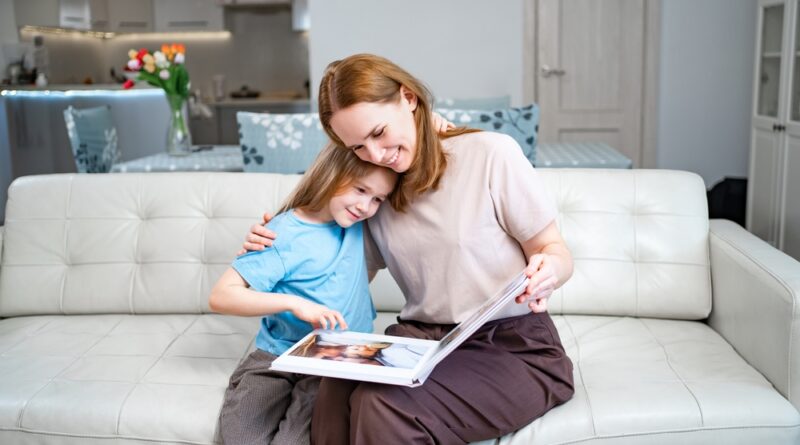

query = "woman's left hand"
[
  {"left": 516, "top": 253, "right": 559, "bottom": 313},
  {"left": 431, "top": 111, "right": 455, "bottom": 134}
]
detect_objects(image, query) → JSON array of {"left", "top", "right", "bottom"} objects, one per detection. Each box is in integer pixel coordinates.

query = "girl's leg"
[
  {"left": 272, "top": 376, "right": 321, "bottom": 445},
  {"left": 219, "top": 349, "right": 295, "bottom": 445},
  {"left": 337, "top": 313, "right": 574, "bottom": 445}
]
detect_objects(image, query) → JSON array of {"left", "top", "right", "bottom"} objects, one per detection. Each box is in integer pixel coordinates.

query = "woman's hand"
[
  {"left": 431, "top": 111, "right": 455, "bottom": 134},
  {"left": 516, "top": 253, "right": 559, "bottom": 313},
  {"left": 291, "top": 299, "right": 348, "bottom": 330},
  {"left": 237, "top": 212, "right": 278, "bottom": 255}
]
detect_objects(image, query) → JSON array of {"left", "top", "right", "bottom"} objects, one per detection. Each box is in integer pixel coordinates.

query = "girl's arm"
[
  {"left": 515, "top": 221, "right": 574, "bottom": 313},
  {"left": 209, "top": 268, "right": 348, "bottom": 329}
]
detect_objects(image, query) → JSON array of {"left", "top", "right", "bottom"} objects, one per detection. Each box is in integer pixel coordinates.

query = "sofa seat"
[
  {"left": 0, "top": 313, "right": 259, "bottom": 444},
  {"left": 512, "top": 315, "right": 800, "bottom": 444},
  {"left": 1, "top": 312, "right": 797, "bottom": 444}
]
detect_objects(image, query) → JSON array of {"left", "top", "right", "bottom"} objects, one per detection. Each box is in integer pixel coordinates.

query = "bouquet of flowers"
[
  {"left": 123, "top": 44, "right": 192, "bottom": 155},
  {"left": 123, "top": 44, "right": 189, "bottom": 97}
]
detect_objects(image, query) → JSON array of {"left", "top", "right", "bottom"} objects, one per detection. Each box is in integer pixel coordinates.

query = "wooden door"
[{"left": 537, "top": 0, "right": 645, "bottom": 165}]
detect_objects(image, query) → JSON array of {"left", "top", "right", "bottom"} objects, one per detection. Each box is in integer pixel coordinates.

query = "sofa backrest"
[{"left": 0, "top": 169, "right": 711, "bottom": 320}]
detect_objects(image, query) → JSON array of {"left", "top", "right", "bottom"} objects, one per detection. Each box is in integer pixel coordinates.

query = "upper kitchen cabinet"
[
  {"left": 59, "top": 0, "right": 109, "bottom": 30},
  {"left": 153, "top": 0, "right": 225, "bottom": 32},
  {"left": 13, "top": 0, "right": 61, "bottom": 28},
  {"left": 107, "top": 0, "right": 154, "bottom": 32}
]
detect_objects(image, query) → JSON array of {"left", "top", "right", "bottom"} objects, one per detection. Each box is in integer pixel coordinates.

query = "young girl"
[{"left": 208, "top": 143, "right": 397, "bottom": 445}]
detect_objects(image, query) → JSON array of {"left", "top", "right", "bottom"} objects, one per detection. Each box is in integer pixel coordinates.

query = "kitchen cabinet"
[
  {"left": 13, "top": 0, "right": 60, "bottom": 28},
  {"left": 747, "top": 0, "right": 800, "bottom": 261},
  {"left": 107, "top": 0, "right": 153, "bottom": 32},
  {"left": 59, "top": 0, "right": 109, "bottom": 31},
  {"left": 153, "top": 0, "right": 225, "bottom": 32}
]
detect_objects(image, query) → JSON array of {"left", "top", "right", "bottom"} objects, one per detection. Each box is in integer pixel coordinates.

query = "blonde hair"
[
  {"left": 318, "top": 53, "right": 478, "bottom": 212},
  {"left": 277, "top": 143, "right": 395, "bottom": 215}
]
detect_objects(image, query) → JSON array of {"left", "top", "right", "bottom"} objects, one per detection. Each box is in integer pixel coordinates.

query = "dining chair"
[{"left": 63, "top": 105, "right": 120, "bottom": 173}]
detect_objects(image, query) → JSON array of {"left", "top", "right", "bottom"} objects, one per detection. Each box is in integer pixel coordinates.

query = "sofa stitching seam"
[
  {"left": 562, "top": 316, "right": 597, "bottom": 436},
  {"left": 640, "top": 318, "right": 705, "bottom": 426}
]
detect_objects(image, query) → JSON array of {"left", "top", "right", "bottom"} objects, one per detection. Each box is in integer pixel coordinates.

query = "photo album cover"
[{"left": 269, "top": 270, "right": 530, "bottom": 387}]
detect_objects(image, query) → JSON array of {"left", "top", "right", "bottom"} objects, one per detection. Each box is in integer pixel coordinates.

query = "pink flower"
[
  {"left": 174, "top": 53, "right": 185, "bottom": 64},
  {"left": 159, "top": 69, "right": 170, "bottom": 80},
  {"left": 122, "top": 79, "right": 135, "bottom": 89},
  {"left": 127, "top": 59, "right": 141, "bottom": 71}
]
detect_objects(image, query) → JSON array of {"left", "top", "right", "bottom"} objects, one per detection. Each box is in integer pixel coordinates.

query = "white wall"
[
  {"left": 308, "top": 0, "right": 524, "bottom": 108},
  {"left": 656, "top": 0, "right": 757, "bottom": 188},
  {"left": 0, "top": 0, "right": 18, "bottom": 224}
]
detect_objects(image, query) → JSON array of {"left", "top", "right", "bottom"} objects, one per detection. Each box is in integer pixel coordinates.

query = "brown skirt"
[{"left": 311, "top": 311, "right": 575, "bottom": 445}]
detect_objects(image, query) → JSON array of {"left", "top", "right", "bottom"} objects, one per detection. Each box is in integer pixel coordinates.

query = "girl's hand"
[
  {"left": 515, "top": 254, "right": 559, "bottom": 313},
  {"left": 237, "top": 212, "right": 278, "bottom": 255},
  {"left": 431, "top": 111, "right": 456, "bottom": 134},
  {"left": 291, "top": 299, "right": 348, "bottom": 330}
]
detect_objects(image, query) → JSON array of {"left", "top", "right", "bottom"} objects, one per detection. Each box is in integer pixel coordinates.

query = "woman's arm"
[
  {"left": 515, "top": 221, "right": 573, "bottom": 313},
  {"left": 209, "top": 268, "right": 348, "bottom": 329}
]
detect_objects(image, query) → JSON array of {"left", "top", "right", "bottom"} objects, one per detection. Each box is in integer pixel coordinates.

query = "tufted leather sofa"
[{"left": 0, "top": 170, "right": 799, "bottom": 444}]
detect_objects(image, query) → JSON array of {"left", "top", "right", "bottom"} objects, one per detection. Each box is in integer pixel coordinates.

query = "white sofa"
[{"left": 0, "top": 170, "right": 799, "bottom": 444}]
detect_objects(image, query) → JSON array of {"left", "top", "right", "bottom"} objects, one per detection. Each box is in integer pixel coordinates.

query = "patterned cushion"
[
  {"left": 435, "top": 104, "right": 539, "bottom": 164},
  {"left": 237, "top": 112, "right": 328, "bottom": 174},
  {"left": 63, "top": 105, "right": 120, "bottom": 173}
]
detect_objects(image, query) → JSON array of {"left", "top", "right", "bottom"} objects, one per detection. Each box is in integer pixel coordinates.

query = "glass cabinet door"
[{"left": 758, "top": 2, "right": 784, "bottom": 118}]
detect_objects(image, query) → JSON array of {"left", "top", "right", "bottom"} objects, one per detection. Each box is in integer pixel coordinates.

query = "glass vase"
[{"left": 166, "top": 93, "right": 191, "bottom": 156}]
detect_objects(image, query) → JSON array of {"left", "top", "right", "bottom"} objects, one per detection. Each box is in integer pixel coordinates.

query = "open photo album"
[{"left": 269, "top": 270, "right": 530, "bottom": 387}]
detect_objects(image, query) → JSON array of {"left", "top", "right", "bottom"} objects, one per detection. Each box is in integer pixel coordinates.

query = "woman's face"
[{"left": 329, "top": 87, "right": 418, "bottom": 173}]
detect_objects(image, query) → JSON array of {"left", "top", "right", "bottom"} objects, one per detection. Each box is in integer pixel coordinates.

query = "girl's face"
[
  {"left": 329, "top": 87, "right": 418, "bottom": 173},
  {"left": 327, "top": 167, "right": 397, "bottom": 228}
]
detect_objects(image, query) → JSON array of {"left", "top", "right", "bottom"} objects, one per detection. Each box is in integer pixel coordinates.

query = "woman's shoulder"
[{"left": 444, "top": 130, "right": 522, "bottom": 159}]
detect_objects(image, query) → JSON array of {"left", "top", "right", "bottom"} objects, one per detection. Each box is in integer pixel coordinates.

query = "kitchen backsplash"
[{"left": 17, "top": 7, "right": 309, "bottom": 100}]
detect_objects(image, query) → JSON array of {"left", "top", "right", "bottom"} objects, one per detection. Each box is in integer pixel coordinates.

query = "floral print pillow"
[
  {"left": 435, "top": 104, "right": 539, "bottom": 164},
  {"left": 237, "top": 112, "right": 329, "bottom": 174}
]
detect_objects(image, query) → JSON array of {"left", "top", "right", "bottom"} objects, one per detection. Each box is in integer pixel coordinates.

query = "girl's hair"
[
  {"left": 277, "top": 142, "right": 393, "bottom": 215},
  {"left": 318, "top": 53, "right": 478, "bottom": 212}
]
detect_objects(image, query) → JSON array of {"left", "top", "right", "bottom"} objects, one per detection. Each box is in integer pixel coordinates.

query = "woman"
[{"left": 244, "top": 54, "right": 574, "bottom": 444}]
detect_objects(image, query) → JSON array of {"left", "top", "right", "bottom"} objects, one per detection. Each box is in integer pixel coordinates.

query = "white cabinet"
[
  {"left": 59, "top": 0, "right": 109, "bottom": 30},
  {"left": 153, "top": 0, "right": 225, "bottom": 32},
  {"left": 13, "top": 0, "right": 60, "bottom": 28},
  {"left": 107, "top": 0, "right": 153, "bottom": 32},
  {"left": 747, "top": 0, "right": 800, "bottom": 261}
]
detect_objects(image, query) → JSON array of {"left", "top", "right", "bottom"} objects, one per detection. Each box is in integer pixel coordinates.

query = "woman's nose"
[{"left": 364, "top": 141, "right": 383, "bottom": 164}]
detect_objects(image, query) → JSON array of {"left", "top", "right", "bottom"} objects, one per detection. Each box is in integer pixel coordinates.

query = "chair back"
[{"left": 63, "top": 105, "right": 120, "bottom": 173}]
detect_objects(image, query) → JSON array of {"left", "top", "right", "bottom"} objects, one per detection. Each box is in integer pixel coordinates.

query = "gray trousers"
[{"left": 220, "top": 349, "right": 320, "bottom": 445}]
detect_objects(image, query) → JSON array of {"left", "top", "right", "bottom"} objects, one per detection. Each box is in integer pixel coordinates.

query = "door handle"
[{"left": 541, "top": 65, "right": 566, "bottom": 78}]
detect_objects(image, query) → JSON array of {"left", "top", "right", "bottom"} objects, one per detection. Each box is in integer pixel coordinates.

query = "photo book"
[{"left": 269, "top": 270, "right": 530, "bottom": 387}]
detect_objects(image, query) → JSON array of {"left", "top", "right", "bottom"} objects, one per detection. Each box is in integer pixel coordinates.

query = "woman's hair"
[
  {"left": 318, "top": 53, "right": 478, "bottom": 212},
  {"left": 277, "top": 142, "right": 394, "bottom": 215}
]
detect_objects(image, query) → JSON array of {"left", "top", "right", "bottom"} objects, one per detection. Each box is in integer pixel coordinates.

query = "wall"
[
  {"left": 308, "top": 0, "right": 524, "bottom": 108},
  {"left": 656, "top": 0, "right": 757, "bottom": 188},
  {"left": 0, "top": 0, "right": 18, "bottom": 224}
]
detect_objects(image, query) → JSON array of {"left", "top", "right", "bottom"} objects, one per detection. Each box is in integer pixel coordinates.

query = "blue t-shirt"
[{"left": 232, "top": 210, "right": 375, "bottom": 355}]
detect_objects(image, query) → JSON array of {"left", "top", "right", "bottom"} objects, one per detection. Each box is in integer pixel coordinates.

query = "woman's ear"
[{"left": 399, "top": 85, "right": 418, "bottom": 112}]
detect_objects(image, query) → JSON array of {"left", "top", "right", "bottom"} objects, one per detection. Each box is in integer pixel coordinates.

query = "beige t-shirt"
[{"left": 365, "top": 131, "right": 557, "bottom": 324}]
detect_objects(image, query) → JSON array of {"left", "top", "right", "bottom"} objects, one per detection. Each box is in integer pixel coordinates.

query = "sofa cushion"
[
  {"left": 0, "top": 313, "right": 259, "bottom": 444},
  {"left": 0, "top": 314, "right": 796, "bottom": 444},
  {"left": 540, "top": 169, "right": 712, "bottom": 320},
  {"left": 509, "top": 315, "right": 800, "bottom": 444}
]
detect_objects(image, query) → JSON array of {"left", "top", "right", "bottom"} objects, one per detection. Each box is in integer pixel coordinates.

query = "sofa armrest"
[{"left": 708, "top": 219, "right": 800, "bottom": 410}]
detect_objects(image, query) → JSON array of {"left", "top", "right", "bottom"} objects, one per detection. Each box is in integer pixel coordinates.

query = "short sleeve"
[
  {"left": 363, "top": 221, "right": 386, "bottom": 271},
  {"left": 488, "top": 134, "right": 557, "bottom": 242},
  {"left": 231, "top": 248, "right": 287, "bottom": 292}
]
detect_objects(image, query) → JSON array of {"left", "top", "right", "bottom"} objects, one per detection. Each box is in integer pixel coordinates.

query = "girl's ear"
[{"left": 399, "top": 85, "right": 418, "bottom": 112}]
